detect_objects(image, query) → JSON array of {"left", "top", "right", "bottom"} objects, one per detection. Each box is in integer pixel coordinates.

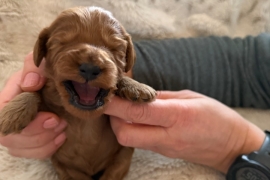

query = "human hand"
[
  {"left": 105, "top": 90, "right": 265, "bottom": 173},
  {"left": 0, "top": 52, "right": 67, "bottom": 159}
]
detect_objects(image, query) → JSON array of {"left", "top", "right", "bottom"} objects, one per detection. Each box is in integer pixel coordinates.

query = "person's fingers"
[
  {"left": 8, "top": 132, "right": 66, "bottom": 159},
  {"left": 157, "top": 90, "right": 204, "bottom": 99},
  {"left": 110, "top": 116, "right": 166, "bottom": 149},
  {"left": 125, "top": 70, "right": 133, "bottom": 78},
  {"left": 1, "top": 127, "right": 64, "bottom": 149},
  {"left": 21, "top": 52, "right": 46, "bottom": 91},
  {"left": 0, "top": 70, "right": 23, "bottom": 110},
  {"left": 0, "top": 52, "right": 46, "bottom": 109},
  {"left": 105, "top": 97, "right": 181, "bottom": 127},
  {"left": 21, "top": 112, "right": 66, "bottom": 136},
  {"left": 0, "top": 113, "right": 67, "bottom": 149}
]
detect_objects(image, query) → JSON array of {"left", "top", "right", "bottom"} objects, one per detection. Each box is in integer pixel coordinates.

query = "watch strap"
[
  {"left": 226, "top": 130, "right": 270, "bottom": 180},
  {"left": 248, "top": 131, "right": 270, "bottom": 167}
]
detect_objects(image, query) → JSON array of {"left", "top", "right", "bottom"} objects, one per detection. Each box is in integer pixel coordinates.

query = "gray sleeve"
[{"left": 133, "top": 34, "right": 270, "bottom": 109}]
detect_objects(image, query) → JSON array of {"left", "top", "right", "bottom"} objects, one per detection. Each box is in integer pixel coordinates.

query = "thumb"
[
  {"left": 0, "top": 71, "right": 23, "bottom": 110},
  {"left": 20, "top": 52, "right": 46, "bottom": 91},
  {"left": 21, "top": 112, "right": 63, "bottom": 136},
  {"left": 157, "top": 90, "right": 204, "bottom": 99}
]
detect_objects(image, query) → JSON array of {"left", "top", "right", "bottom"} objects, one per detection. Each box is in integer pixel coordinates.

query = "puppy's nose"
[{"left": 79, "top": 63, "right": 101, "bottom": 81}]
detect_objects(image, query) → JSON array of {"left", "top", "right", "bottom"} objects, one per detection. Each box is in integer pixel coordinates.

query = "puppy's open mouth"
[{"left": 63, "top": 81, "right": 109, "bottom": 110}]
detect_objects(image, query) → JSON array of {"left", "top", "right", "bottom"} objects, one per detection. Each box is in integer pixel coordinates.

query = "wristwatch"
[{"left": 226, "top": 130, "right": 270, "bottom": 180}]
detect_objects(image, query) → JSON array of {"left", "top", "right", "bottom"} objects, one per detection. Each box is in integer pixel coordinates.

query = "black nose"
[{"left": 79, "top": 63, "right": 101, "bottom": 81}]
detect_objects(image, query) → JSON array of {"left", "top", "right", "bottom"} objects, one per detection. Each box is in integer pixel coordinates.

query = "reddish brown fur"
[{"left": 0, "top": 6, "right": 156, "bottom": 180}]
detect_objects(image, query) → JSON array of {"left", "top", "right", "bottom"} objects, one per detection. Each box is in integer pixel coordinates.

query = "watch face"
[{"left": 236, "top": 167, "right": 269, "bottom": 180}]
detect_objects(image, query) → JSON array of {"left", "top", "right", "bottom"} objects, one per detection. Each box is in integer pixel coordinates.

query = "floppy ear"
[
  {"left": 124, "top": 34, "right": 135, "bottom": 73},
  {"left": 33, "top": 28, "right": 49, "bottom": 67}
]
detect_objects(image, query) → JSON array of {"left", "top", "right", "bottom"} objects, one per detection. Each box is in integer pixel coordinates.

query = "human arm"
[
  {"left": 133, "top": 33, "right": 270, "bottom": 108},
  {"left": 105, "top": 90, "right": 266, "bottom": 173}
]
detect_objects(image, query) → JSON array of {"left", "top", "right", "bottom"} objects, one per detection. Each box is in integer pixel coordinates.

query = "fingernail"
[
  {"left": 54, "top": 133, "right": 66, "bottom": 145},
  {"left": 22, "top": 72, "right": 40, "bottom": 87},
  {"left": 54, "top": 120, "right": 68, "bottom": 133},
  {"left": 43, "top": 118, "right": 59, "bottom": 129}
]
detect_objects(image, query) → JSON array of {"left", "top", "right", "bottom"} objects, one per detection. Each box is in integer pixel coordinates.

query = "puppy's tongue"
[{"left": 72, "top": 81, "right": 100, "bottom": 106}]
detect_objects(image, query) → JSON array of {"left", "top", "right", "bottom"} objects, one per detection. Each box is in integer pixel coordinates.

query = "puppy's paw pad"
[
  {"left": 116, "top": 76, "right": 156, "bottom": 103},
  {"left": 117, "top": 83, "right": 156, "bottom": 103},
  {"left": 133, "top": 84, "right": 156, "bottom": 102},
  {"left": 0, "top": 92, "right": 40, "bottom": 135}
]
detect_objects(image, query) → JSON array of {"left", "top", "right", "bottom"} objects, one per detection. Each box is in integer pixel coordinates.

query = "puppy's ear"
[
  {"left": 124, "top": 34, "right": 135, "bottom": 72},
  {"left": 33, "top": 28, "right": 49, "bottom": 67}
]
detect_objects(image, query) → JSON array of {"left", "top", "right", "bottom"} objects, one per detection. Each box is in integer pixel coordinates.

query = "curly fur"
[{"left": 0, "top": 6, "right": 156, "bottom": 180}]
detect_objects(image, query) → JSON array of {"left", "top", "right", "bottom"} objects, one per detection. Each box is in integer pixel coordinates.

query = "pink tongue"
[{"left": 72, "top": 81, "right": 100, "bottom": 106}]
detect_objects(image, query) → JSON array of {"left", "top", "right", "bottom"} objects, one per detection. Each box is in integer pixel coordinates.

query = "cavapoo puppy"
[{"left": 0, "top": 6, "right": 156, "bottom": 180}]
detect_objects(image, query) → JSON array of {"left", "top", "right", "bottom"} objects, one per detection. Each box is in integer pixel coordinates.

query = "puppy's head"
[{"left": 33, "top": 7, "right": 135, "bottom": 118}]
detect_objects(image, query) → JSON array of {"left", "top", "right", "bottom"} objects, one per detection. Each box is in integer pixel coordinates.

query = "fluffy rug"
[{"left": 0, "top": 0, "right": 270, "bottom": 179}]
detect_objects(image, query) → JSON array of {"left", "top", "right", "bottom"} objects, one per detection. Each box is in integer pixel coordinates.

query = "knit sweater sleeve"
[{"left": 132, "top": 34, "right": 270, "bottom": 109}]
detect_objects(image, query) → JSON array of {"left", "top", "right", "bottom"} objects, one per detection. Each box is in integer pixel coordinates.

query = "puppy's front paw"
[
  {"left": 116, "top": 76, "right": 156, "bottom": 102},
  {"left": 0, "top": 92, "right": 40, "bottom": 135}
]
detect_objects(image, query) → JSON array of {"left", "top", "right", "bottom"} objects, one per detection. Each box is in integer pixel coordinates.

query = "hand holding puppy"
[
  {"left": 0, "top": 52, "right": 67, "bottom": 159},
  {"left": 104, "top": 91, "right": 265, "bottom": 173}
]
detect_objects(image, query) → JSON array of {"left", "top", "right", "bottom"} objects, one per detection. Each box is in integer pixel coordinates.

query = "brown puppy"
[{"left": 0, "top": 7, "right": 156, "bottom": 180}]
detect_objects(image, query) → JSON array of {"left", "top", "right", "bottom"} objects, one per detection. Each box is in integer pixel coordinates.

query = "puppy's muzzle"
[
  {"left": 80, "top": 63, "right": 101, "bottom": 81},
  {"left": 63, "top": 63, "right": 109, "bottom": 110}
]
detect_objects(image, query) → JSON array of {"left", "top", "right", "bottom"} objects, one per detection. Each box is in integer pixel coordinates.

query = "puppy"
[{"left": 0, "top": 7, "right": 156, "bottom": 180}]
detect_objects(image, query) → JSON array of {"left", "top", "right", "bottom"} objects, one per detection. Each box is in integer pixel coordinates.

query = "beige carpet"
[{"left": 0, "top": 0, "right": 270, "bottom": 179}]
